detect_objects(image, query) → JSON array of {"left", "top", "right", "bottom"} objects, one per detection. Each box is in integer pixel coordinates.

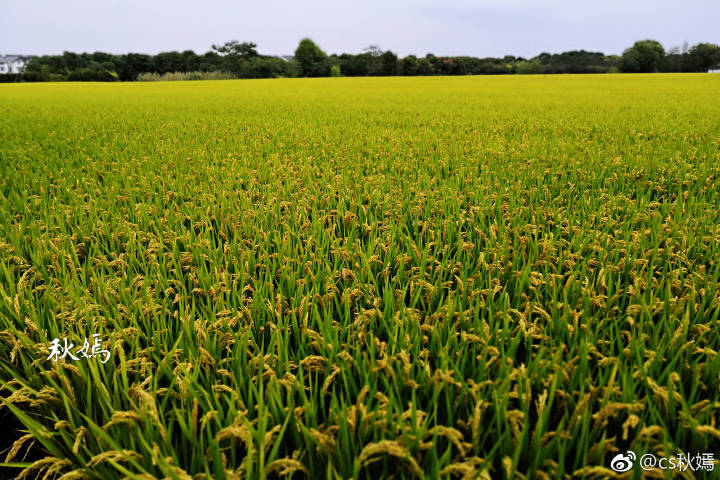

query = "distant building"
[
  {"left": 709, "top": 69, "right": 720, "bottom": 73},
  {"left": 274, "top": 55, "right": 294, "bottom": 62},
  {"left": 0, "top": 55, "right": 35, "bottom": 74}
]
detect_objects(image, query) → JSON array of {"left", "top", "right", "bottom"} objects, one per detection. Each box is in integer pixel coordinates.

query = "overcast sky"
[{"left": 1, "top": 0, "right": 718, "bottom": 58}]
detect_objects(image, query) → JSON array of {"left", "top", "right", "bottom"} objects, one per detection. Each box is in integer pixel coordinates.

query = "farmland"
[{"left": 1, "top": 74, "right": 720, "bottom": 479}]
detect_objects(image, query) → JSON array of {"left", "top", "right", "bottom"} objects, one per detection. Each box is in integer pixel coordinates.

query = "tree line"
[{"left": 2, "top": 38, "right": 718, "bottom": 83}]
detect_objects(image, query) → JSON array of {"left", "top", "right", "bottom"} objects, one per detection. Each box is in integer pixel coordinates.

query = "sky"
[{"left": 1, "top": 0, "right": 718, "bottom": 58}]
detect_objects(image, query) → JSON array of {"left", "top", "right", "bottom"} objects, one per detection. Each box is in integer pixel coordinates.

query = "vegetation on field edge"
[{"left": 1, "top": 38, "right": 719, "bottom": 83}]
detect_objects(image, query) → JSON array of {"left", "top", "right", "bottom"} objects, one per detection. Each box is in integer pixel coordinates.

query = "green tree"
[
  {"left": 686, "top": 43, "right": 720, "bottom": 72},
  {"left": 416, "top": 57, "right": 432, "bottom": 76},
  {"left": 620, "top": 40, "right": 665, "bottom": 73},
  {"left": 363, "top": 45, "right": 383, "bottom": 58},
  {"left": 379, "top": 51, "right": 399, "bottom": 76},
  {"left": 240, "top": 57, "right": 292, "bottom": 78},
  {"left": 400, "top": 55, "right": 419, "bottom": 76},
  {"left": 337, "top": 53, "right": 372, "bottom": 76},
  {"left": 212, "top": 41, "right": 259, "bottom": 75},
  {"left": 116, "top": 53, "right": 153, "bottom": 81},
  {"left": 211, "top": 41, "right": 258, "bottom": 58},
  {"left": 515, "top": 59, "right": 544, "bottom": 74},
  {"left": 154, "top": 51, "right": 185, "bottom": 74},
  {"left": 294, "top": 38, "right": 328, "bottom": 77}
]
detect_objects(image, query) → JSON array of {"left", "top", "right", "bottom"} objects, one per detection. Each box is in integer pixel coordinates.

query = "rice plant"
[{"left": 1, "top": 74, "right": 719, "bottom": 479}]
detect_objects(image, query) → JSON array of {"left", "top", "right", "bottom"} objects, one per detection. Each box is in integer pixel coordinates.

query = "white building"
[
  {"left": 709, "top": 69, "right": 720, "bottom": 74},
  {"left": 0, "top": 55, "right": 34, "bottom": 74}
]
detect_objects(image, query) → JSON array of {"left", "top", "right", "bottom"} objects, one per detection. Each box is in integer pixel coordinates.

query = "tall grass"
[
  {"left": 0, "top": 75, "right": 719, "bottom": 479},
  {"left": 136, "top": 71, "right": 235, "bottom": 81}
]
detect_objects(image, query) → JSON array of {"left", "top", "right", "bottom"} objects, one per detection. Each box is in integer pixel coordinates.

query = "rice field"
[{"left": 1, "top": 74, "right": 720, "bottom": 479}]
